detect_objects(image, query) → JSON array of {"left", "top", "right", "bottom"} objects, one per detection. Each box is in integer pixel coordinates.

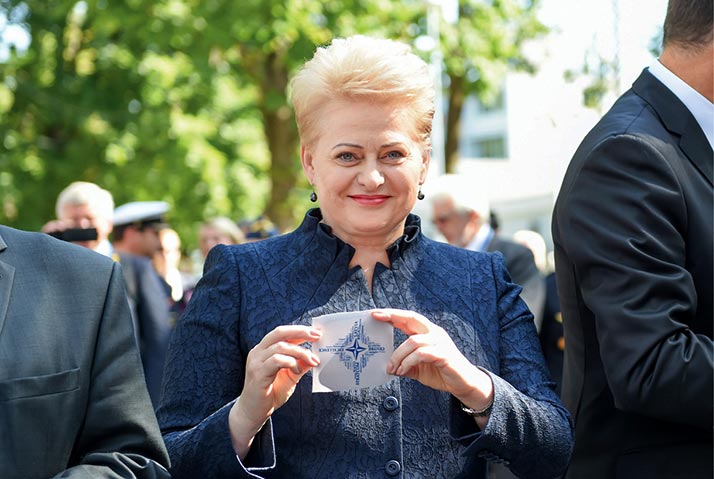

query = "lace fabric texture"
[{"left": 158, "top": 209, "right": 572, "bottom": 479}]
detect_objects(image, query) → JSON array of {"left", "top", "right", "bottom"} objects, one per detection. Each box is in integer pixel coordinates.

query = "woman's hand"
[
  {"left": 229, "top": 325, "right": 321, "bottom": 459},
  {"left": 372, "top": 309, "right": 493, "bottom": 419}
]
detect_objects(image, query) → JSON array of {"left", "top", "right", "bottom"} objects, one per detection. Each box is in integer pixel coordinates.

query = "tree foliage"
[
  {"left": 441, "top": 0, "right": 547, "bottom": 173},
  {"left": 0, "top": 0, "right": 546, "bottom": 247}
]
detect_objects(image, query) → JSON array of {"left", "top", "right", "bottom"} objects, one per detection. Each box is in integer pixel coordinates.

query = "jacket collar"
[
  {"left": 632, "top": 68, "right": 713, "bottom": 186},
  {"left": 302, "top": 208, "right": 422, "bottom": 265}
]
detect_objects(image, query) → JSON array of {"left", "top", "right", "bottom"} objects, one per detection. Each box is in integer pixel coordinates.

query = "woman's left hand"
[{"left": 371, "top": 309, "right": 493, "bottom": 410}]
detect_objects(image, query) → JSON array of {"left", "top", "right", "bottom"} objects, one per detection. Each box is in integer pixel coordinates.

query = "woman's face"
[
  {"left": 301, "top": 99, "right": 429, "bottom": 246},
  {"left": 199, "top": 226, "right": 234, "bottom": 259}
]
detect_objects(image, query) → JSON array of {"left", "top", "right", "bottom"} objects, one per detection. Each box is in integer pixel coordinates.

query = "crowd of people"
[{"left": 1, "top": 0, "right": 711, "bottom": 477}]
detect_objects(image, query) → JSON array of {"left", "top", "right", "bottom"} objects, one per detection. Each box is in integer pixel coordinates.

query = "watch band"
[{"left": 460, "top": 397, "right": 494, "bottom": 417}]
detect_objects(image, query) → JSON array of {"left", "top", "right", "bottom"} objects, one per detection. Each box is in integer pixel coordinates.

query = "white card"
[{"left": 312, "top": 310, "right": 394, "bottom": 393}]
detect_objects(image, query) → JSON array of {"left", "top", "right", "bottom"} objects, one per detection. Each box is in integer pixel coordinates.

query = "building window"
[{"left": 470, "top": 136, "right": 507, "bottom": 159}]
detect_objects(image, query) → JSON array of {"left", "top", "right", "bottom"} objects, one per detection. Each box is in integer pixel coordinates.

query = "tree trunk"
[
  {"left": 445, "top": 74, "right": 465, "bottom": 174},
  {"left": 258, "top": 52, "right": 300, "bottom": 232}
]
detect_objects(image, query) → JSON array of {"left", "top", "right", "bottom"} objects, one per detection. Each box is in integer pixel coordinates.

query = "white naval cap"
[{"left": 113, "top": 201, "right": 170, "bottom": 227}]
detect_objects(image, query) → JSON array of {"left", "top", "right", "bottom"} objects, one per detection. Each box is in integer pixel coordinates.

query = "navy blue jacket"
[
  {"left": 158, "top": 210, "right": 572, "bottom": 478},
  {"left": 553, "top": 69, "right": 713, "bottom": 478}
]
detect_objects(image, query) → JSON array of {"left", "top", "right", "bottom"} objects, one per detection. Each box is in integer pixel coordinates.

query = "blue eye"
[
  {"left": 338, "top": 152, "right": 355, "bottom": 161},
  {"left": 385, "top": 151, "right": 404, "bottom": 160}
]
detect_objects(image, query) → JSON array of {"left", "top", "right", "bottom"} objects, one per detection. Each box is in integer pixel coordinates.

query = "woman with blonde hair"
[{"left": 159, "top": 35, "right": 572, "bottom": 478}]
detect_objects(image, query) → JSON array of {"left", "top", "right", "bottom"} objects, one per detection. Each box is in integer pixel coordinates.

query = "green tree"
[
  {"left": 185, "top": 0, "right": 421, "bottom": 229},
  {"left": 0, "top": 0, "right": 270, "bottom": 247},
  {"left": 0, "top": 0, "right": 545, "bottom": 242},
  {"left": 439, "top": 0, "right": 547, "bottom": 173}
]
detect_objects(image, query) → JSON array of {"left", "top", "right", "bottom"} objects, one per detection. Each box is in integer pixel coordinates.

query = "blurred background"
[{"left": 0, "top": 0, "right": 666, "bottom": 255}]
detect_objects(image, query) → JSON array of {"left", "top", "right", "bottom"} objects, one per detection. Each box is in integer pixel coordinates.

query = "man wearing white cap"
[
  {"left": 113, "top": 200, "right": 173, "bottom": 408},
  {"left": 113, "top": 201, "right": 170, "bottom": 258}
]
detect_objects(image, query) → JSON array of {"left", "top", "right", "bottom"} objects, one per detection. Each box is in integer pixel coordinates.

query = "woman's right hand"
[{"left": 229, "top": 325, "right": 321, "bottom": 459}]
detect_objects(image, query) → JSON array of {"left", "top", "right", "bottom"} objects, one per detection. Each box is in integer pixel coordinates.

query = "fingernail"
[
  {"left": 386, "top": 362, "right": 395, "bottom": 374},
  {"left": 395, "top": 366, "right": 403, "bottom": 376},
  {"left": 311, "top": 354, "right": 320, "bottom": 366},
  {"left": 310, "top": 329, "right": 321, "bottom": 338}
]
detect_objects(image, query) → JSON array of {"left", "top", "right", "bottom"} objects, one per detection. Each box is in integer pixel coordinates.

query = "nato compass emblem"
[{"left": 318, "top": 318, "right": 386, "bottom": 386}]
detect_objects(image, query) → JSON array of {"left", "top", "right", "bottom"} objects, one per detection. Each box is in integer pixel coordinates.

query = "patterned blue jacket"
[{"left": 158, "top": 209, "right": 573, "bottom": 478}]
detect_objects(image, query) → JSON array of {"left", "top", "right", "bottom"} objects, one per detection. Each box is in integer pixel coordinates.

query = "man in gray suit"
[
  {"left": 0, "top": 224, "right": 170, "bottom": 478},
  {"left": 430, "top": 180, "right": 545, "bottom": 331}
]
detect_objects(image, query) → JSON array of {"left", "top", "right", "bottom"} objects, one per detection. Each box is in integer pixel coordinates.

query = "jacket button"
[
  {"left": 383, "top": 396, "right": 399, "bottom": 411},
  {"left": 385, "top": 460, "right": 401, "bottom": 476}
]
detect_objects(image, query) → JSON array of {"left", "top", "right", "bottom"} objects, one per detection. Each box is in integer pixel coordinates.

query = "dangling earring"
[
  {"left": 417, "top": 186, "right": 425, "bottom": 200},
  {"left": 310, "top": 190, "right": 318, "bottom": 202}
]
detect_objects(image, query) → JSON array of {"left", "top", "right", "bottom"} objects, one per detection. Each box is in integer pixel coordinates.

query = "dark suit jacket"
[
  {"left": 118, "top": 252, "right": 172, "bottom": 407},
  {"left": 552, "top": 69, "right": 713, "bottom": 478},
  {"left": 0, "top": 226, "right": 170, "bottom": 478},
  {"left": 540, "top": 272, "right": 564, "bottom": 396},
  {"left": 487, "top": 235, "right": 545, "bottom": 330}
]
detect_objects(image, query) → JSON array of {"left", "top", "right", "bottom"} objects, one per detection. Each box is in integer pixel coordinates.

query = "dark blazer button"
[
  {"left": 383, "top": 395, "right": 399, "bottom": 411},
  {"left": 385, "top": 460, "right": 401, "bottom": 476}
]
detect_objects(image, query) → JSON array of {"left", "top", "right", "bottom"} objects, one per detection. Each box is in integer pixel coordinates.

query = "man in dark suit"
[
  {"left": 113, "top": 201, "right": 174, "bottom": 407},
  {"left": 430, "top": 182, "right": 545, "bottom": 331},
  {"left": 552, "top": 1, "right": 713, "bottom": 477},
  {"left": 0, "top": 225, "right": 170, "bottom": 478}
]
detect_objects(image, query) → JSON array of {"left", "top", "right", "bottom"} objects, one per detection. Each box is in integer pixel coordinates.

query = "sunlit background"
[{"left": 0, "top": 0, "right": 668, "bottom": 259}]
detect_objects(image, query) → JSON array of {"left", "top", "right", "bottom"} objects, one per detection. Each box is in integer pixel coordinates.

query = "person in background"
[
  {"left": 552, "top": 1, "right": 713, "bottom": 477},
  {"left": 42, "top": 185, "right": 172, "bottom": 408},
  {"left": 238, "top": 215, "right": 280, "bottom": 242},
  {"left": 113, "top": 201, "right": 174, "bottom": 408},
  {"left": 198, "top": 216, "right": 245, "bottom": 261},
  {"left": 113, "top": 201, "right": 170, "bottom": 260},
  {"left": 158, "top": 35, "right": 572, "bottom": 479},
  {"left": 41, "top": 181, "right": 114, "bottom": 256},
  {"left": 512, "top": 229, "right": 548, "bottom": 275},
  {"left": 188, "top": 216, "right": 247, "bottom": 283},
  {"left": 0, "top": 224, "right": 170, "bottom": 478},
  {"left": 153, "top": 227, "right": 191, "bottom": 323},
  {"left": 539, "top": 267, "right": 564, "bottom": 397},
  {"left": 430, "top": 180, "right": 546, "bottom": 331},
  {"left": 513, "top": 229, "right": 564, "bottom": 395}
]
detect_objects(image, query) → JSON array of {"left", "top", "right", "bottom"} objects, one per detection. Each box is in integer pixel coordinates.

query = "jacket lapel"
[
  {"left": 0, "top": 233, "right": 14, "bottom": 338},
  {"left": 632, "top": 69, "right": 713, "bottom": 186}
]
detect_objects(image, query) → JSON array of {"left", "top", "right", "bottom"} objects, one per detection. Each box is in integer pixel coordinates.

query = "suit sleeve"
[
  {"left": 455, "top": 253, "right": 573, "bottom": 479},
  {"left": 557, "top": 134, "right": 713, "bottom": 427},
  {"left": 57, "top": 262, "right": 171, "bottom": 478},
  {"left": 157, "top": 245, "right": 272, "bottom": 479}
]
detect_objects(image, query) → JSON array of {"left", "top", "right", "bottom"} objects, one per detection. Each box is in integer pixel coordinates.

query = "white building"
[{"left": 417, "top": 0, "right": 664, "bottom": 257}]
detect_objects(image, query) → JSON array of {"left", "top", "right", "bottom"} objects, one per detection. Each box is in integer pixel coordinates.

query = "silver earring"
[{"left": 310, "top": 190, "right": 318, "bottom": 202}]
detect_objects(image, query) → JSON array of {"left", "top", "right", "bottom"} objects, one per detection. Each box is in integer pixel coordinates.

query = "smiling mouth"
[{"left": 350, "top": 195, "right": 390, "bottom": 205}]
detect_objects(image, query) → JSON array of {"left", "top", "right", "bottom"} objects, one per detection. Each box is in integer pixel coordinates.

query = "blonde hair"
[
  {"left": 201, "top": 216, "right": 245, "bottom": 244},
  {"left": 56, "top": 181, "right": 114, "bottom": 222},
  {"left": 290, "top": 35, "right": 435, "bottom": 148}
]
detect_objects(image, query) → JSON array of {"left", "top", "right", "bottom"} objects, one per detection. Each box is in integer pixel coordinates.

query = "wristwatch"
[{"left": 460, "top": 397, "right": 494, "bottom": 417}]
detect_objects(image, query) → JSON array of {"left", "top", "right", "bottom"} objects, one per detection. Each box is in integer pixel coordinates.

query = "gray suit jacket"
[
  {"left": 487, "top": 235, "right": 545, "bottom": 330},
  {"left": 0, "top": 225, "right": 170, "bottom": 478}
]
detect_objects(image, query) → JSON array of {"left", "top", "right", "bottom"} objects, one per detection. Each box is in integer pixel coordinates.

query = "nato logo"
[{"left": 318, "top": 318, "right": 386, "bottom": 386}]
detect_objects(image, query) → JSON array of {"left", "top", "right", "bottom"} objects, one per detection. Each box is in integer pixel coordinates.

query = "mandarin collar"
[{"left": 302, "top": 208, "right": 422, "bottom": 264}]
